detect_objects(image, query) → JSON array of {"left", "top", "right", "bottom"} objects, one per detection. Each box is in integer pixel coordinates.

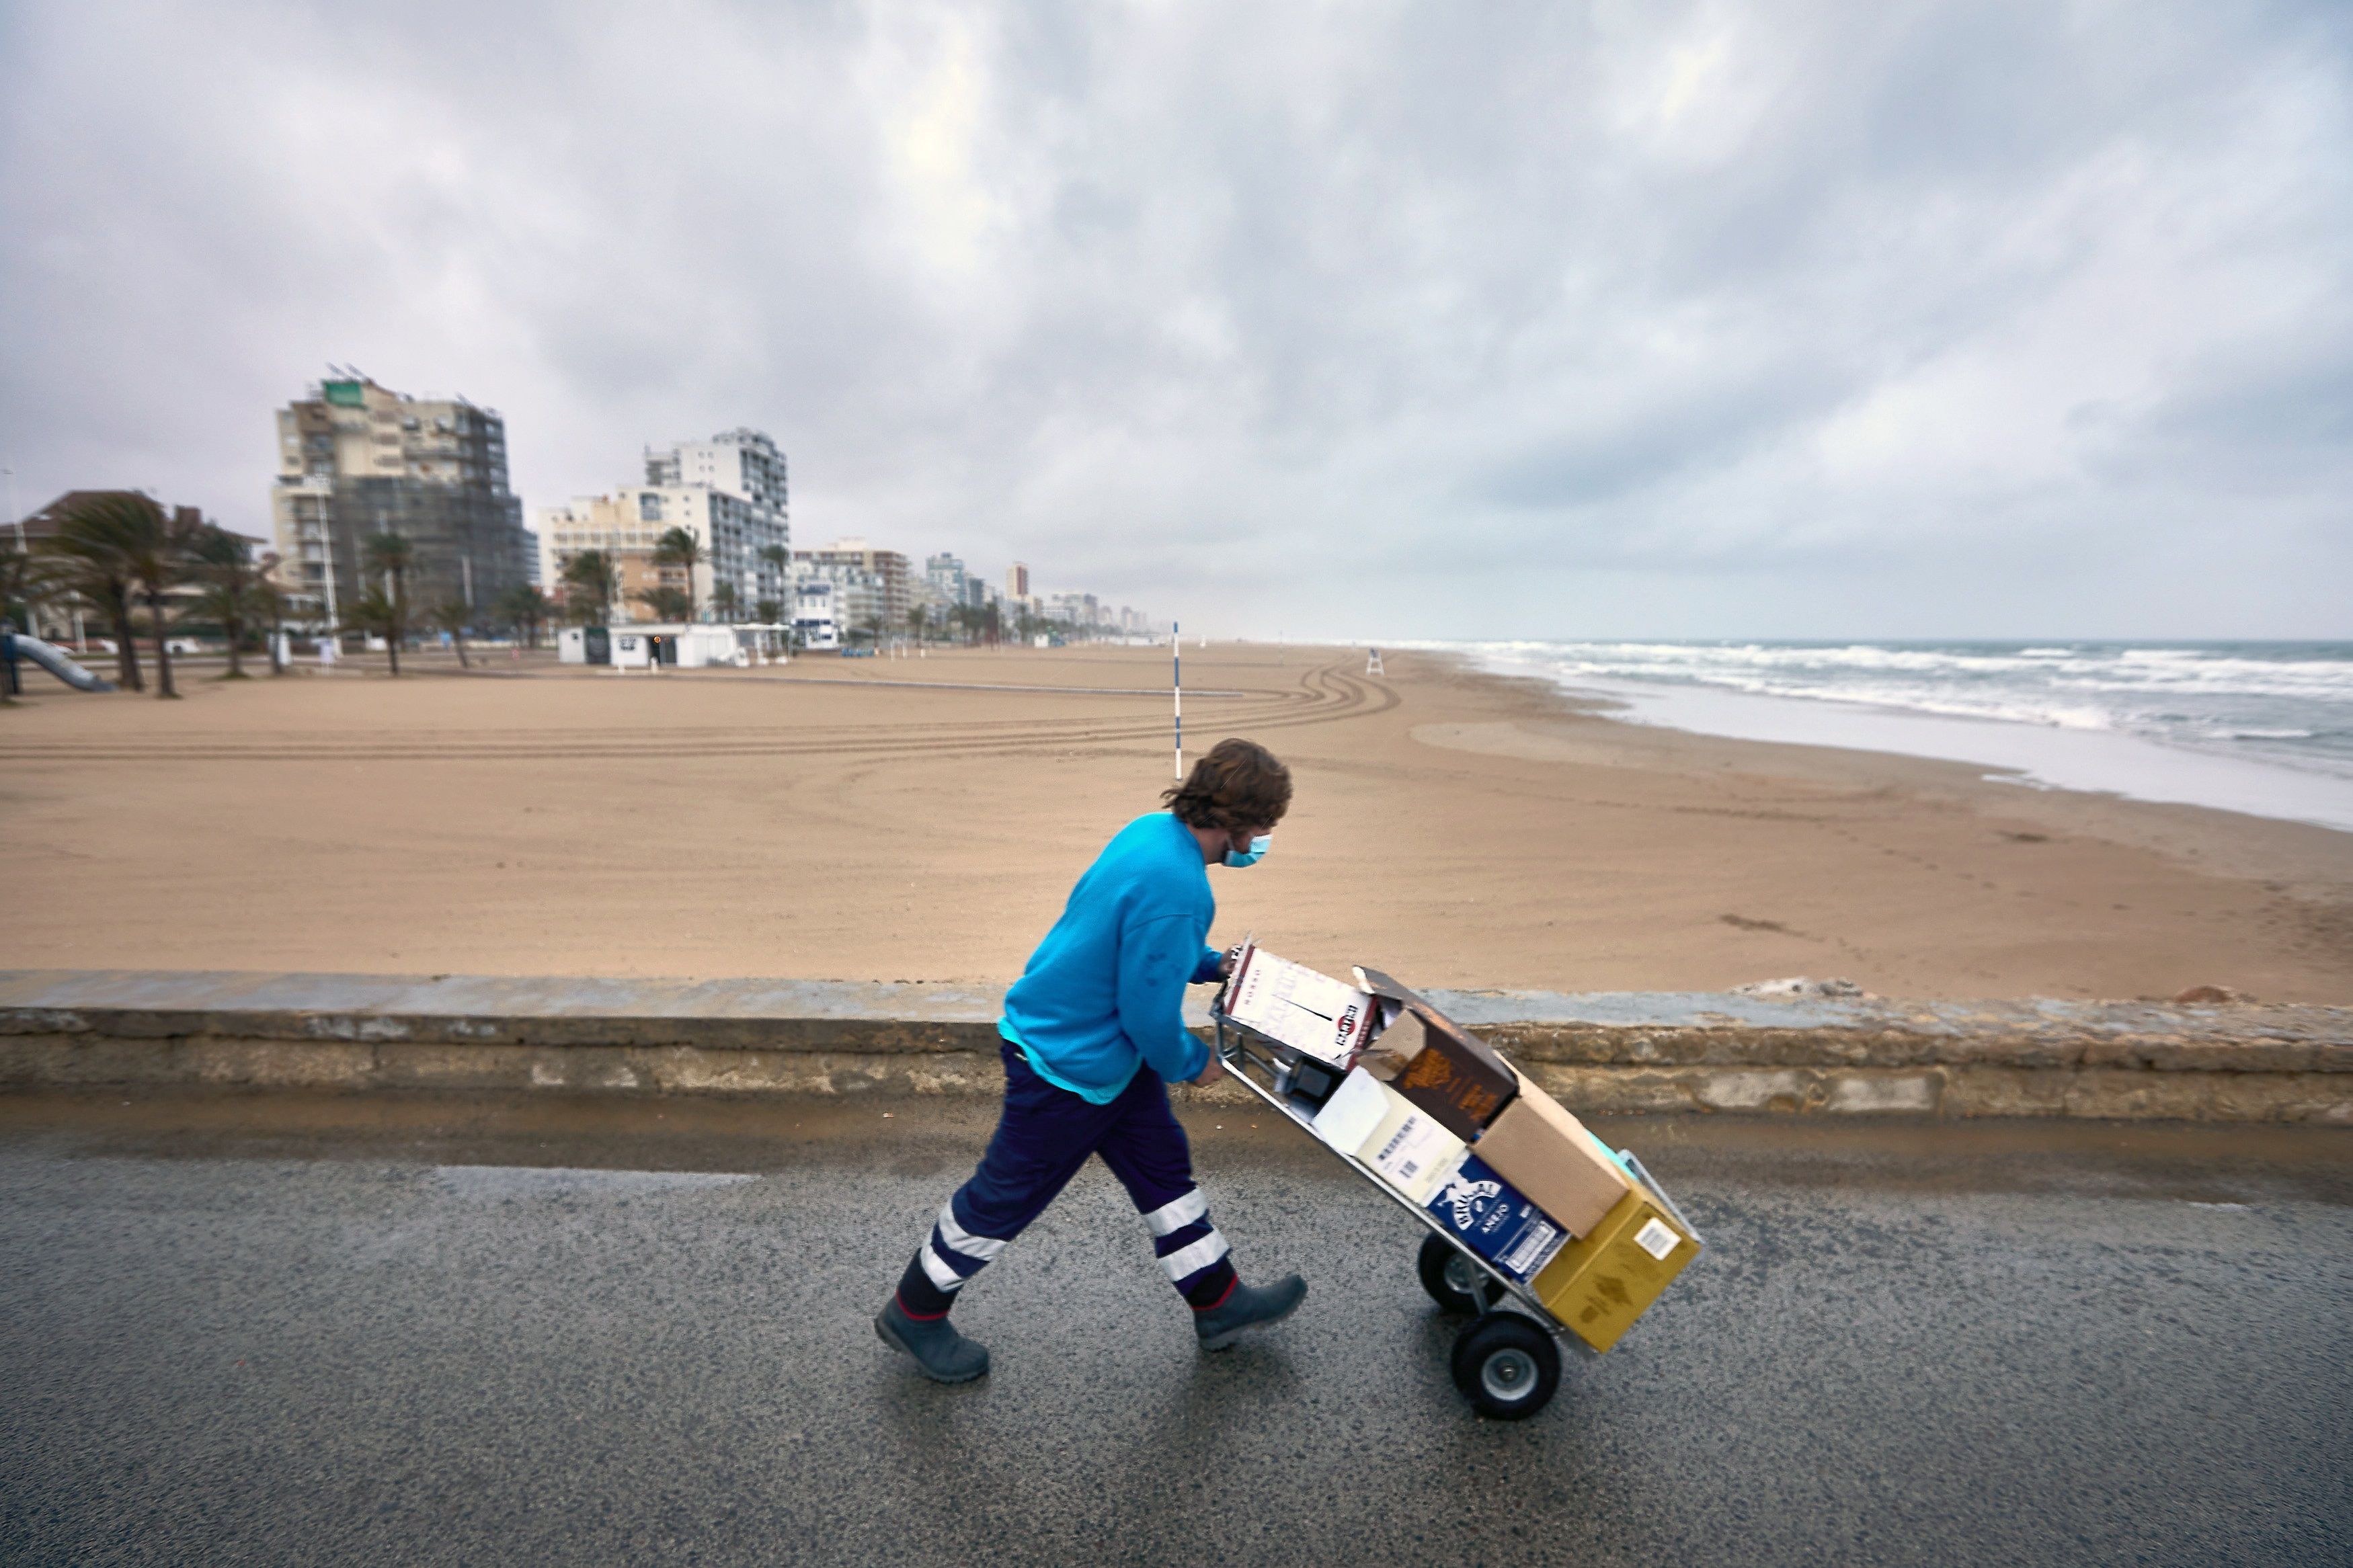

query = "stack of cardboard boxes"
[{"left": 1226, "top": 945, "right": 1698, "bottom": 1354}]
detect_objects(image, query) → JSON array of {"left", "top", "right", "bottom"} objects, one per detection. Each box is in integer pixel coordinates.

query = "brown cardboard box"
[
  {"left": 1355, "top": 1003, "right": 1519, "bottom": 1141},
  {"left": 1353, "top": 1005, "right": 1425, "bottom": 1081},
  {"left": 1529, "top": 1186, "right": 1698, "bottom": 1353},
  {"left": 1469, "top": 1075, "right": 1636, "bottom": 1239},
  {"left": 1347, "top": 964, "right": 1437, "bottom": 1072},
  {"left": 1351, "top": 964, "right": 1435, "bottom": 1013}
]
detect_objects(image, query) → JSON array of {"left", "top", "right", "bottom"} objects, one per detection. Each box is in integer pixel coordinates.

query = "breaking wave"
[{"left": 1419, "top": 640, "right": 2353, "bottom": 786}]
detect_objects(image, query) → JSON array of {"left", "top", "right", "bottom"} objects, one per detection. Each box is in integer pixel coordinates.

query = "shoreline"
[
  {"left": 1428, "top": 643, "right": 2353, "bottom": 837},
  {"left": 1414, "top": 651, "right": 2353, "bottom": 911},
  {"left": 5, "top": 643, "right": 2350, "bottom": 1002}
]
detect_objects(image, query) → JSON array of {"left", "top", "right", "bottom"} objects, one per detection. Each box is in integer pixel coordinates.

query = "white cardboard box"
[
  {"left": 1310, "top": 1067, "right": 1468, "bottom": 1203},
  {"left": 1224, "top": 942, "right": 1378, "bottom": 1067}
]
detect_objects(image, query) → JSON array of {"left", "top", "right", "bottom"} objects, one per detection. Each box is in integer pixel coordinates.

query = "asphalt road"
[{"left": 1, "top": 1093, "right": 2347, "bottom": 1567}]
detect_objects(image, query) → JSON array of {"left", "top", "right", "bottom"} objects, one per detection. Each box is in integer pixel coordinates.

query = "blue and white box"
[{"left": 1424, "top": 1154, "right": 1569, "bottom": 1282}]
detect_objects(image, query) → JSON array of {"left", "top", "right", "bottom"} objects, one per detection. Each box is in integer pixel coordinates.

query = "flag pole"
[{"left": 1172, "top": 621, "right": 1183, "bottom": 780}]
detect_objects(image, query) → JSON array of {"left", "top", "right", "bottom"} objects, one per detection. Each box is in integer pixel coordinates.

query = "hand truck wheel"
[
  {"left": 1450, "top": 1313, "right": 1560, "bottom": 1420},
  {"left": 1417, "top": 1233, "right": 1502, "bottom": 1316}
]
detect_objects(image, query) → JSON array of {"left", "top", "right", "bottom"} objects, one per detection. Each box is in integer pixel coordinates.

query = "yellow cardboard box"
[{"left": 1529, "top": 1186, "right": 1698, "bottom": 1353}]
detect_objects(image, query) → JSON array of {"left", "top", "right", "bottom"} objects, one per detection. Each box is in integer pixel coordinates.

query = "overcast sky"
[{"left": 2, "top": 1, "right": 2347, "bottom": 638}]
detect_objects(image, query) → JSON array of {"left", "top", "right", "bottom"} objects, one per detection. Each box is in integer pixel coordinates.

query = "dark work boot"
[
  {"left": 875, "top": 1296, "right": 990, "bottom": 1383},
  {"left": 1193, "top": 1274, "right": 1308, "bottom": 1351}
]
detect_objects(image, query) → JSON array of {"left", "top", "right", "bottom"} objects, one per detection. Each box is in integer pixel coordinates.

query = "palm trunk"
[
  {"left": 224, "top": 610, "right": 246, "bottom": 677},
  {"left": 267, "top": 606, "right": 284, "bottom": 675},
  {"left": 149, "top": 590, "right": 176, "bottom": 698},
  {"left": 106, "top": 589, "right": 142, "bottom": 691},
  {"left": 452, "top": 630, "right": 469, "bottom": 670}
]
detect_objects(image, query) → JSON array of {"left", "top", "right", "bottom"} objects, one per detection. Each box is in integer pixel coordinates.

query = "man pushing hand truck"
[{"left": 875, "top": 739, "right": 1308, "bottom": 1383}]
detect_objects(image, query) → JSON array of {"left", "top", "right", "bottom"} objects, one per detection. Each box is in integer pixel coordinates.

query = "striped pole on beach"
[{"left": 1172, "top": 622, "right": 1182, "bottom": 779}]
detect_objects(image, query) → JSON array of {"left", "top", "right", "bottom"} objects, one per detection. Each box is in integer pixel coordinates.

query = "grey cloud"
[
  {"left": 1474, "top": 366, "right": 1852, "bottom": 513},
  {"left": 2, "top": 0, "right": 2348, "bottom": 638},
  {"left": 2098, "top": 331, "right": 2353, "bottom": 495}
]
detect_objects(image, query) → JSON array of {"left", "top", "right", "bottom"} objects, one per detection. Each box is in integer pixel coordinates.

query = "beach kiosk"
[
  {"left": 557, "top": 626, "right": 611, "bottom": 665},
  {"left": 601, "top": 624, "right": 776, "bottom": 669}
]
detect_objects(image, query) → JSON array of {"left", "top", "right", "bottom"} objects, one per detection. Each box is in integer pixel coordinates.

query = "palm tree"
[
  {"left": 757, "top": 543, "right": 790, "bottom": 612},
  {"left": 632, "top": 585, "right": 694, "bottom": 622},
  {"left": 360, "top": 532, "right": 413, "bottom": 675},
  {"left": 496, "top": 583, "right": 551, "bottom": 649},
  {"left": 255, "top": 571, "right": 289, "bottom": 675},
  {"left": 428, "top": 600, "right": 473, "bottom": 669},
  {"left": 110, "top": 500, "right": 205, "bottom": 699},
  {"left": 1, "top": 544, "right": 61, "bottom": 701},
  {"left": 38, "top": 492, "right": 153, "bottom": 691},
  {"left": 560, "top": 550, "right": 618, "bottom": 624},
  {"left": 190, "top": 525, "right": 266, "bottom": 678},
  {"left": 755, "top": 597, "right": 783, "bottom": 624},
  {"left": 2, "top": 544, "right": 58, "bottom": 641},
  {"left": 362, "top": 530, "right": 413, "bottom": 601},
  {"left": 651, "top": 527, "right": 703, "bottom": 620},
  {"left": 711, "top": 580, "right": 740, "bottom": 622},
  {"left": 341, "top": 587, "right": 403, "bottom": 671}
]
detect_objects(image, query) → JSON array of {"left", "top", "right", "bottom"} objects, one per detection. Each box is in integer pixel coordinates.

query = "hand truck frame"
[{"left": 1209, "top": 1002, "right": 1702, "bottom": 1419}]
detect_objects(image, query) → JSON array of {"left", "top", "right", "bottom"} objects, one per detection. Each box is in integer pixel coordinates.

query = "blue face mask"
[{"left": 1224, "top": 833, "right": 1271, "bottom": 868}]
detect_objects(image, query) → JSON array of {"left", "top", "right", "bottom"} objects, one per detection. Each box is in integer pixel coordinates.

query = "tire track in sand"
[{"left": 6, "top": 661, "right": 1399, "bottom": 766}]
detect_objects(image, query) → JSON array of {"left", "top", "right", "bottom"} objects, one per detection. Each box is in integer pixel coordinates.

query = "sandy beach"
[{"left": 5, "top": 645, "right": 2350, "bottom": 1002}]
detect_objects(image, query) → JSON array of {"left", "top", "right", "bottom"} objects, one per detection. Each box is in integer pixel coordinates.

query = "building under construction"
[{"left": 269, "top": 371, "right": 536, "bottom": 628}]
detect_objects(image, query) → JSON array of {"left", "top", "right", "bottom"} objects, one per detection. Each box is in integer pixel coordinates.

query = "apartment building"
[
  {"left": 1044, "top": 590, "right": 1103, "bottom": 628},
  {"left": 795, "top": 538, "right": 910, "bottom": 630},
  {"left": 790, "top": 556, "right": 885, "bottom": 638},
  {"left": 535, "top": 429, "right": 791, "bottom": 622},
  {"left": 269, "top": 373, "right": 535, "bottom": 625},
  {"left": 923, "top": 552, "right": 965, "bottom": 607}
]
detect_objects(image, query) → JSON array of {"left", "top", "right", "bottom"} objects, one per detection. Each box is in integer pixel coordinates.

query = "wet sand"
[{"left": 4, "top": 644, "right": 2350, "bottom": 1001}]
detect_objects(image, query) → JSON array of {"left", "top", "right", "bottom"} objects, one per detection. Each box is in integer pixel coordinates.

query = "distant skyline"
[{"left": 3, "top": 1, "right": 2348, "bottom": 639}]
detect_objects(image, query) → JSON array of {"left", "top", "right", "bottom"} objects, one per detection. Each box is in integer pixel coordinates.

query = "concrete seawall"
[{"left": 3, "top": 969, "right": 2347, "bottom": 1123}]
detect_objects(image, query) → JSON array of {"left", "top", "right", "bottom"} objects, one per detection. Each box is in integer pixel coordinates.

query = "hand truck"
[{"left": 1210, "top": 1002, "right": 1703, "bottom": 1419}]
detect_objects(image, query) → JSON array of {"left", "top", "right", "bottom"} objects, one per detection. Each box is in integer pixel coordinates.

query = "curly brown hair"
[{"left": 1162, "top": 738, "right": 1293, "bottom": 831}]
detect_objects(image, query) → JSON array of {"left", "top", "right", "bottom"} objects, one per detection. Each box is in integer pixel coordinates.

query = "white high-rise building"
[
  {"left": 643, "top": 429, "right": 789, "bottom": 513},
  {"left": 536, "top": 429, "right": 790, "bottom": 622},
  {"left": 790, "top": 556, "right": 886, "bottom": 640},
  {"left": 924, "top": 552, "right": 968, "bottom": 604},
  {"left": 795, "top": 538, "right": 910, "bottom": 629}
]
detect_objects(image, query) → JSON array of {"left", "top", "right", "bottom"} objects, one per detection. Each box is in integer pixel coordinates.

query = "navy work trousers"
[{"left": 895, "top": 1040, "right": 1238, "bottom": 1317}]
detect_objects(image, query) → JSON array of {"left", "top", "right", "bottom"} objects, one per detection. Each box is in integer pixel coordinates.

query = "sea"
[{"left": 1418, "top": 641, "right": 2353, "bottom": 834}]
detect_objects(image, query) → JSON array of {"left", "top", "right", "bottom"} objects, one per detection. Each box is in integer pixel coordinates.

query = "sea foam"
[{"left": 1410, "top": 640, "right": 2353, "bottom": 833}]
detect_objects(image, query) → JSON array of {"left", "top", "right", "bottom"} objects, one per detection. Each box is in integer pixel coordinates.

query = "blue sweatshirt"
[{"left": 999, "top": 812, "right": 1226, "bottom": 1102}]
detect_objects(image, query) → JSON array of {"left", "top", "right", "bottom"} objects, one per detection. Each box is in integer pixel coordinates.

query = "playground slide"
[{"left": 10, "top": 634, "right": 116, "bottom": 692}]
